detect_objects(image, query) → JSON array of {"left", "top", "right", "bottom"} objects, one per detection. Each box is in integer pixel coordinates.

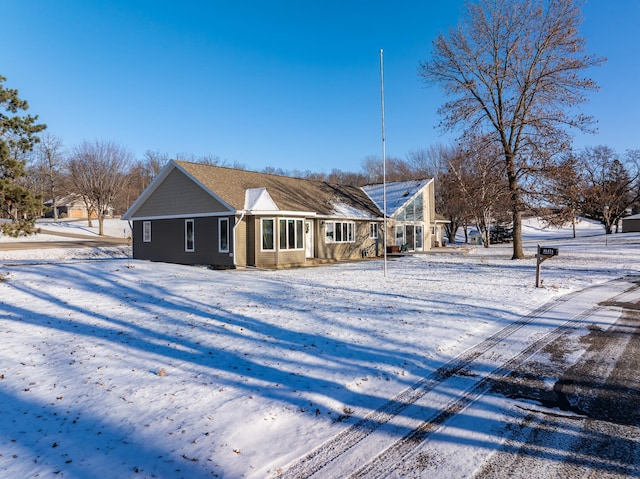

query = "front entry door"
[{"left": 305, "top": 220, "right": 314, "bottom": 258}]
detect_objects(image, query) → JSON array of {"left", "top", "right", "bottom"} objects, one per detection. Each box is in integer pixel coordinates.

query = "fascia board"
[
  {"left": 124, "top": 211, "right": 238, "bottom": 221},
  {"left": 314, "top": 214, "right": 382, "bottom": 221},
  {"left": 245, "top": 210, "right": 317, "bottom": 217}
]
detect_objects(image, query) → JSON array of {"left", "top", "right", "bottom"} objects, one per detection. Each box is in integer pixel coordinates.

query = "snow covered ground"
[{"left": 0, "top": 217, "right": 637, "bottom": 478}]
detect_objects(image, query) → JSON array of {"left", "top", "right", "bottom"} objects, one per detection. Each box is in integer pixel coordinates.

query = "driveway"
[
  {"left": 0, "top": 229, "right": 129, "bottom": 251},
  {"left": 274, "top": 277, "right": 640, "bottom": 478}
]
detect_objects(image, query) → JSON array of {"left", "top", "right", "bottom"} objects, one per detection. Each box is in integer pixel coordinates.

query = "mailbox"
[
  {"left": 536, "top": 245, "right": 558, "bottom": 287},
  {"left": 539, "top": 247, "right": 558, "bottom": 256}
]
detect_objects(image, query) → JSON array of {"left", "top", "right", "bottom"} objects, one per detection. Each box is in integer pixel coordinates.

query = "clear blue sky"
[{"left": 3, "top": 1, "right": 638, "bottom": 173}]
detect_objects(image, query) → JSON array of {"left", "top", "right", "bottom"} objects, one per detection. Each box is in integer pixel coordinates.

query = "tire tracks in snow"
[{"left": 275, "top": 280, "right": 634, "bottom": 478}]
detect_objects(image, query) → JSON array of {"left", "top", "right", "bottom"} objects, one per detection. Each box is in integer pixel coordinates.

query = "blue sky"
[{"left": 3, "top": 1, "right": 638, "bottom": 173}]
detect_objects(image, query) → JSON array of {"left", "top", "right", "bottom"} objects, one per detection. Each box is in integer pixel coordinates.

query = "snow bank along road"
[{"left": 275, "top": 276, "right": 640, "bottom": 478}]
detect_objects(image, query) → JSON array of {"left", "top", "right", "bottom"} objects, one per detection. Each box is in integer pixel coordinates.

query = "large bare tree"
[
  {"left": 68, "top": 140, "right": 133, "bottom": 235},
  {"left": 420, "top": 0, "right": 604, "bottom": 258}
]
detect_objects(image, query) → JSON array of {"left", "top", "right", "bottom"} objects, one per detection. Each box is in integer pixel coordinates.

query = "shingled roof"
[{"left": 174, "top": 161, "right": 382, "bottom": 218}]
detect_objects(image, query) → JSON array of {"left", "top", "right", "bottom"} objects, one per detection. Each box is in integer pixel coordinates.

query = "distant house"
[
  {"left": 363, "top": 179, "right": 445, "bottom": 250},
  {"left": 621, "top": 214, "right": 640, "bottom": 233},
  {"left": 122, "top": 161, "right": 440, "bottom": 268},
  {"left": 44, "top": 194, "right": 113, "bottom": 219}
]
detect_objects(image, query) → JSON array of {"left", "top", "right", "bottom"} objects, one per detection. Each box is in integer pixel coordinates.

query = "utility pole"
[{"left": 380, "top": 48, "right": 387, "bottom": 277}]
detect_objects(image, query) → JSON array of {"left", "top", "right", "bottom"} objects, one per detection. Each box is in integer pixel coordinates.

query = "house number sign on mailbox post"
[{"left": 536, "top": 245, "right": 559, "bottom": 288}]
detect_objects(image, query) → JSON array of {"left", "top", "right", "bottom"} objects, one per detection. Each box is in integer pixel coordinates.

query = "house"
[
  {"left": 362, "top": 179, "right": 444, "bottom": 250},
  {"left": 122, "top": 161, "right": 440, "bottom": 268},
  {"left": 44, "top": 194, "right": 113, "bottom": 219},
  {"left": 621, "top": 213, "right": 640, "bottom": 233},
  {"left": 123, "top": 161, "right": 381, "bottom": 268}
]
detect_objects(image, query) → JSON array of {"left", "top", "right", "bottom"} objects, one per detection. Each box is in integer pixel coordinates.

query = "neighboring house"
[
  {"left": 621, "top": 213, "right": 640, "bottom": 233},
  {"left": 44, "top": 194, "right": 112, "bottom": 219},
  {"left": 122, "top": 161, "right": 441, "bottom": 268},
  {"left": 363, "top": 179, "right": 445, "bottom": 250}
]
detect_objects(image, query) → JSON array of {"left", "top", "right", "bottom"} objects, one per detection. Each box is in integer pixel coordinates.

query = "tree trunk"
[
  {"left": 511, "top": 209, "right": 524, "bottom": 259},
  {"left": 506, "top": 153, "right": 525, "bottom": 259}
]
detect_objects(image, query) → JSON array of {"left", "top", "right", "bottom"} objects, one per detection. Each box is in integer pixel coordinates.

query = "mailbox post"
[{"left": 536, "top": 244, "right": 559, "bottom": 287}]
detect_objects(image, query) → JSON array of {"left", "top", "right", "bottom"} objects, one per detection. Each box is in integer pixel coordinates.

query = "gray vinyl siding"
[
  {"left": 132, "top": 217, "right": 235, "bottom": 267},
  {"left": 134, "top": 168, "right": 230, "bottom": 218},
  {"left": 622, "top": 218, "right": 640, "bottom": 233}
]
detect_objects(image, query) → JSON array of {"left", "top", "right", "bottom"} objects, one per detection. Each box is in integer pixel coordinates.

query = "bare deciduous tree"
[
  {"left": 578, "top": 146, "right": 640, "bottom": 233},
  {"left": 68, "top": 140, "right": 133, "bottom": 235},
  {"left": 32, "top": 133, "right": 66, "bottom": 220},
  {"left": 420, "top": 0, "right": 604, "bottom": 258},
  {"left": 446, "top": 139, "right": 509, "bottom": 247}
]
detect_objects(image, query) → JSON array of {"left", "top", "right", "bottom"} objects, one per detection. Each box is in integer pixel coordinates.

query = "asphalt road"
[{"left": 0, "top": 229, "right": 129, "bottom": 250}]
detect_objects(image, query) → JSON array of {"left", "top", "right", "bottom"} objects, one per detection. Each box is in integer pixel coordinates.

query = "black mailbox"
[{"left": 539, "top": 247, "right": 558, "bottom": 256}]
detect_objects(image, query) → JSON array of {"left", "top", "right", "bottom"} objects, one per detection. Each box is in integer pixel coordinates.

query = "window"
[
  {"left": 261, "top": 218, "right": 275, "bottom": 251},
  {"left": 325, "top": 221, "right": 355, "bottom": 243},
  {"left": 405, "top": 201, "right": 415, "bottom": 220},
  {"left": 296, "top": 220, "right": 303, "bottom": 249},
  {"left": 369, "top": 222, "right": 378, "bottom": 239},
  {"left": 414, "top": 193, "right": 424, "bottom": 220},
  {"left": 279, "top": 218, "right": 304, "bottom": 250},
  {"left": 143, "top": 221, "right": 151, "bottom": 242},
  {"left": 219, "top": 218, "right": 229, "bottom": 253},
  {"left": 400, "top": 193, "right": 424, "bottom": 222},
  {"left": 395, "top": 225, "right": 404, "bottom": 246},
  {"left": 185, "top": 219, "right": 195, "bottom": 252},
  {"left": 325, "top": 222, "right": 334, "bottom": 241}
]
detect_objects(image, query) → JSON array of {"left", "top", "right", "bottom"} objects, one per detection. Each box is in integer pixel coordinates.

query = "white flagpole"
[{"left": 380, "top": 49, "right": 387, "bottom": 277}]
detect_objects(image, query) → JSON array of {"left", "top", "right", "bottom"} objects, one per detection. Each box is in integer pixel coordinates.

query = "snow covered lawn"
[{"left": 0, "top": 219, "right": 638, "bottom": 478}]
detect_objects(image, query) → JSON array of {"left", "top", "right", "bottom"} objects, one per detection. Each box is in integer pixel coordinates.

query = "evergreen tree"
[{"left": 0, "top": 74, "right": 46, "bottom": 235}]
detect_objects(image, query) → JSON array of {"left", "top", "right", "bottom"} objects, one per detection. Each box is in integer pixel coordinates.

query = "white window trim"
[
  {"left": 261, "top": 218, "right": 275, "bottom": 251},
  {"left": 185, "top": 219, "right": 195, "bottom": 252},
  {"left": 218, "top": 217, "right": 230, "bottom": 253},
  {"left": 325, "top": 221, "right": 356, "bottom": 243},
  {"left": 143, "top": 221, "right": 151, "bottom": 242},
  {"left": 369, "top": 222, "right": 378, "bottom": 239},
  {"left": 278, "top": 218, "right": 305, "bottom": 251}
]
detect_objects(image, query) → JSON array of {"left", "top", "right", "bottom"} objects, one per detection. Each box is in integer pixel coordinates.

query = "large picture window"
[
  {"left": 325, "top": 221, "right": 355, "bottom": 243},
  {"left": 143, "top": 221, "right": 151, "bottom": 242},
  {"left": 261, "top": 218, "right": 275, "bottom": 251},
  {"left": 279, "top": 218, "right": 304, "bottom": 250},
  {"left": 219, "top": 218, "right": 229, "bottom": 253},
  {"left": 185, "top": 219, "right": 195, "bottom": 252}
]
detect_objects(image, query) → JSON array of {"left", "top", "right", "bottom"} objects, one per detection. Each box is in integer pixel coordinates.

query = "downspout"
[
  {"left": 127, "top": 220, "right": 133, "bottom": 261},
  {"left": 233, "top": 210, "right": 246, "bottom": 268}
]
